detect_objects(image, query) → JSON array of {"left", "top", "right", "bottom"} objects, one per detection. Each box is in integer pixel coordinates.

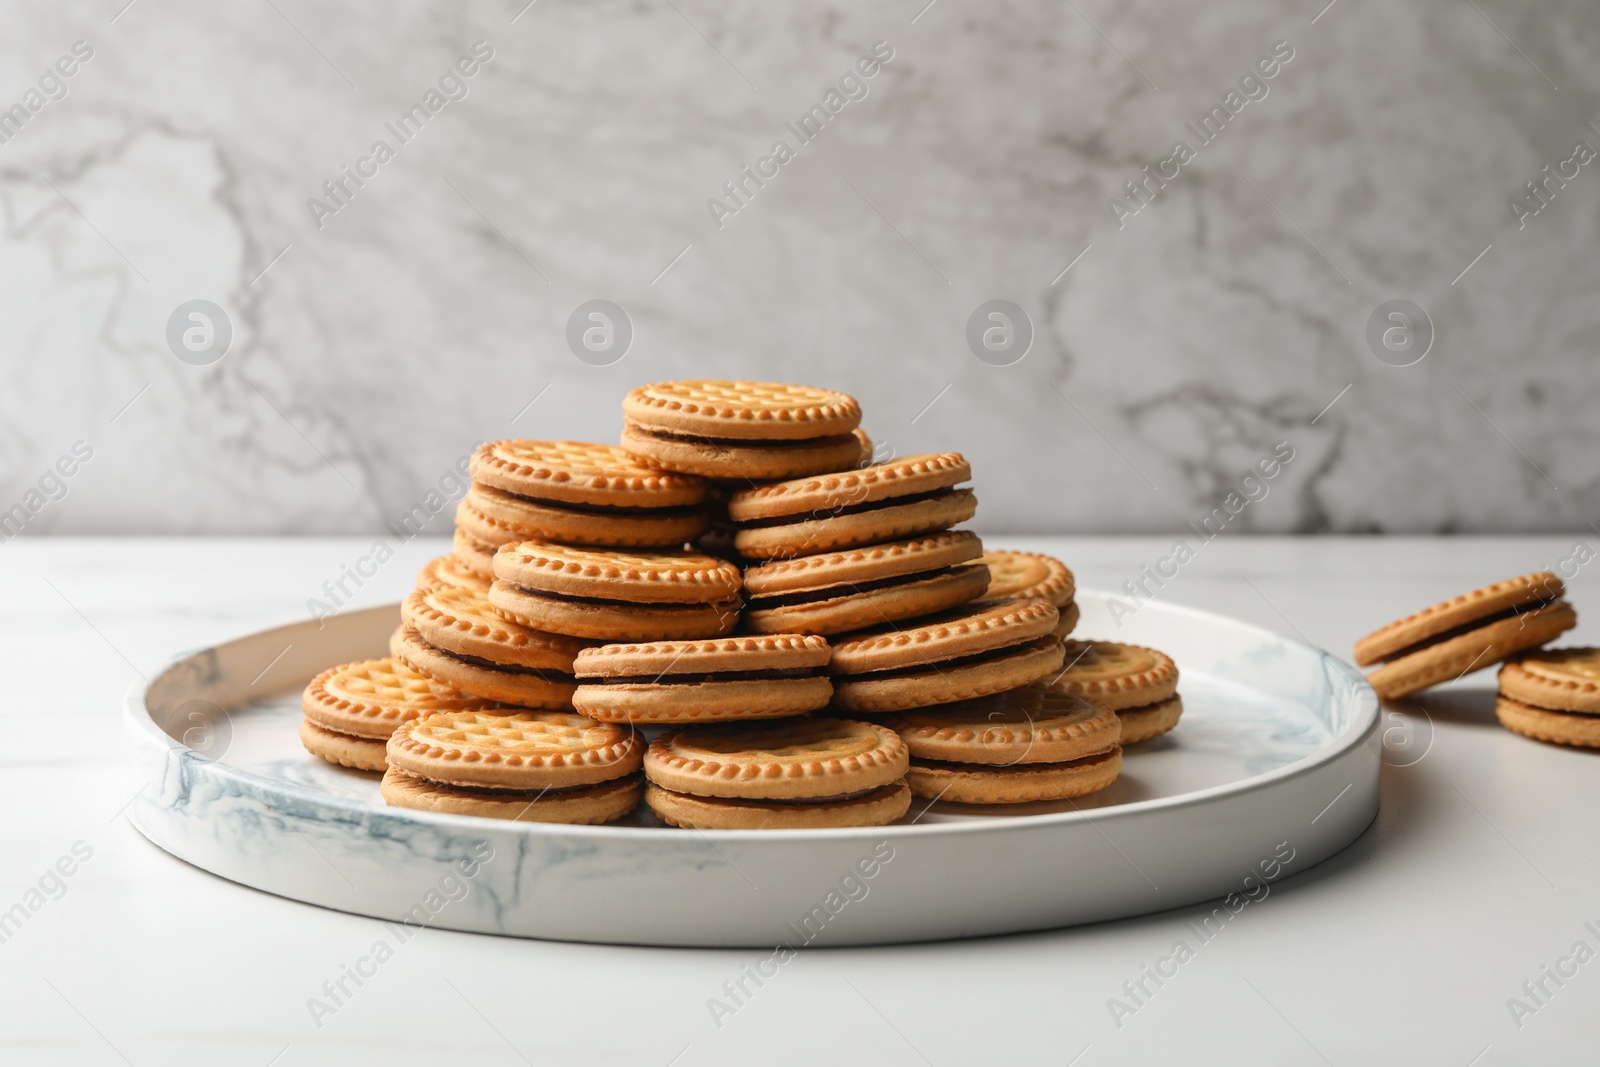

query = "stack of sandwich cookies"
[
  {"left": 828, "top": 599, "right": 1065, "bottom": 713},
  {"left": 1496, "top": 647, "right": 1600, "bottom": 748},
  {"left": 1050, "top": 641, "right": 1181, "bottom": 744},
  {"left": 741, "top": 531, "right": 989, "bottom": 636},
  {"left": 489, "top": 542, "right": 742, "bottom": 641},
  {"left": 726, "top": 453, "right": 975, "bottom": 561},
  {"left": 452, "top": 528, "right": 498, "bottom": 581},
  {"left": 300, "top": 656, "right": 489, "bottom": 773},
  {"left": 383, "top": 709, "right": 644, "bottom": 823},
  {"left": 573, "top": 634, "right": 832, "bottom": 723},
  {"left": 463, "top": 440, "right": 711, "bottom": 548},
  {"left": 1354, "top": 572, "right": 1577, "bottom": 700},
  {"left": 979, "top": 550, "right": 1078, "bottom": 639},
  {"left": 882, "top": 687, "right": 1121, "bottom": 804},
  {"left": 621, "top": 380, "right": 864, "bottom": 481},
  {"left": 642, "top": 718, "right": 911, "bottom": 829},
  {"left": 416, "top": 554, "right": 490, "bottom": 593},
  {"left": 397, "top": 586, "right": 585, "bottom": 708}
]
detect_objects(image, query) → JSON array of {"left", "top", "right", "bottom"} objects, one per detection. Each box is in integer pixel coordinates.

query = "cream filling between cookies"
[
  {"left": 403, "top": 768, "right": 642, "bottom": 798},
  {"left": 835, "top": 635, "right": 1057, "bottom": 679},
  {"left": 425, "top": 640, "right": 577, "bottom": 683},
  {"left": 737, "top": 487, "right": 965, "bottom": 528},
  {"left": 1377, "top": 599, "right": 1564, "bottom": 662},
  {"left": 911, "top": 747, "right": 1119, "bottom": 772},
  {"left": 746, "top": 563, "right": 983, "bottom": 609},
  {"left": 579, "top": 667, "right": 823, "bottom": 684},
  {"left": 505, "top": 584, "right": 740, "bottom": 612},
  {"left": 488, "top": 486, "right": 706, "bottom": 518},
  {"left": 632, "top": 424, "right": 859, "bottom": 450},
  {"left": 667, "top": 785, "right": 886, "bottom": 806}
]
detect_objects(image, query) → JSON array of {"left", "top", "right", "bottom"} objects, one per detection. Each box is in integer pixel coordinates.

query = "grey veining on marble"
[{"left": 0, "top": 1, "right": 1596, "bottom": 535}]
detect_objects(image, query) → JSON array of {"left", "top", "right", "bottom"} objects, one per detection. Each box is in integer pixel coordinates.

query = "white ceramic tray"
[{"left": 126, "top": 591, "right": 1379, "bottom": 947}]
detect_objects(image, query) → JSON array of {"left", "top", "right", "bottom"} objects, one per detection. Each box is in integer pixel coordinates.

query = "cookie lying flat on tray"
[
  {"left": 741, "top": 531, "right": 990, "bottom": 636},
  {"left": 573, "top": 634, "right": 833, "bottom": 723},
  {"left": 621, "top": 380, "right": 864, "bottom": 481},
  {"left": 643, "top": 717, "right": 910, "bottom": 829},
  {"left": 727, "top": 453, "right": 976, "bottom": 561},
  {"left": 489, "top": 541, "right": 742, "bottom": 641},
  {"left": 827, "top": 598, "right": 1065, "bottom": 713},
  {"left": 300, "top": 656, "right": 494, "bottom": 773},
  {"left": 397, "top": 587, "right": 585, "bottom": 707},
  {"left": 1354, "top": 572, "right": 1577, "bottom": 700},
  {"left": 978, "top": 550, "right": 1078, "bottom": 639},
  {"left": 1048, "top": 641, "right": 1182, "bottom": 744}
]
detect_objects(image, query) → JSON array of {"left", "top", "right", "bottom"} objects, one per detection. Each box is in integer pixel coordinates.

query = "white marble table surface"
[{"left": 1, "top": 535, "right": 1594, "bottom": 1066}]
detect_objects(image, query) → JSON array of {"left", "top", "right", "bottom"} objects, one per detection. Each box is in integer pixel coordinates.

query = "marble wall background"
[{"left": 1, "top": 0, "right": 1596, "bottom": 536}]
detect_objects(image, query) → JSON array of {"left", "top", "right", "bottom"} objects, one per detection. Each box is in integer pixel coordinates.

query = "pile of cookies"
[{"left": 298, "top": 378, "right": 1186, "bottom": 828}]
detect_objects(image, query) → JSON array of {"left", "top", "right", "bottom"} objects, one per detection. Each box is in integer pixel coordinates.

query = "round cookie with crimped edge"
[
  {"left": 470, "top": 439, "right": 709, "bottom": 507},
  {"left": 881, "top": 687, "right": 1120, "bottom": 765},
  {"left": 300, "top": 719, "right": 389, "bottom": 772},
  {"left": 1365, "top": 600, "right": 1577, "bottom": 701},
  {"left": 572, "top": 634, "right": 833, "bottom": 724},
  {"left": 727, "top": 453, "right": 976, "bottom": 561},
  {"left": 978, "top": 550, "right": 1075, "bottom": 609},
  {"left": 1354, "top": 571, "right": 1565, "bottom": 666},
  {"left": 402, "top": 587, "right": 590, "bottom": 671},
  {"left": 387, "top": 708, "right": 643, "bottom": 791},
  {"left": 827, "top": 599, "right": 1066, "bottom": 714},
  {"left": 1495, "top": 695, "right": 1600, "bottom": 748},
  {"left": 1115, "top": 693, "right": 1184, "bottom": 745},
  {"left": 624, "top": 380, "right": 862, "bottom": 441},
  {"left": 645, "top": 780, "right": 910, "bottom": 830},
  {"left": 645, "top": 717, "right": 908, "bottom": 800},
  {"left": 453, "top": 528, "right": 498, "bottom": 579},
  {"left": 417, "top": 554, "right": 491, "bottom": 593},
  {"left": 394, "top": 625, "right": 578, "bottom": 708},
  {"left": 302, "top": 656, "right": 489, "bottom": 740},
  {"left": 461, "top": 482, "right": 711, "bottom": 549},
  {"left": 1498, "top": 647, "right": 1600, "bottom": 713},
  {"left": 906, "top": 748, "right": 1121, "bottom": 805},
  {"left": 620, "top": 421, "right": 865, "bottom": 482},
  {"left": 381, "top": 766, "right": 644, "bottom": 824},
  {"left": 741, "top": 532, "right": 990, "bottom": 636},
  {"left": 1049, "top": 640, "right": 1179, "bottom": 710},
  {"left": 1054, "top": 601, "right": 1081, "bottom": 640}
]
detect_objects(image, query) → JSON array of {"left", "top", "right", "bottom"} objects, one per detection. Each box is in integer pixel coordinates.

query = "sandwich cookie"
[
  {"left": 398, "top": 587, "right": 586, "bottom": 707},
  {"left": 489, "top": 541, "right": 742, "bottom": 641},
  {"left": 1354, "top": 572, "right": 1577, "bottom": 700},
  {"left": 452, "top": 528, "right": 499, "bottom": 580},
  {"left": 883, "top": 687, "right": 1122, "bottom": 804},
  {"left": 383, "top": 709, "right": 644, "bottom": 823},
  {"left": 741, "top": 531, "right": 990, "bottom": 636},
  {"left": 727, "top": 453, "right": 976, "bottom": 561},
  {"left": 828, "top": 599, "right": 1065, "bottom": 713},
  {"left": 979, "top": 550, "right": 1078, "bottom": 639},
  {"left": 573, "top": 634, "right": 833, "bottom": 723},
  {"left": 301, "top": 656, "right": 491, "bottom": 773},
  {"left": 643, "top": 718, "right": 910, "bottom": 829},
  {"left": 463, "top": 439, "right": 712, "bottom": 548},
  {"left": 621, "top": 380, "right": 864, "bottom": 481},
  {"left": 1049, "top": 640, "right": 1182, "bottom": 744},
  {"left": 1496, "top": 647, "right": 1600, "bottom": 748},
  {"left": 417, "top": 554, "right": 491, "bottom": 593}
]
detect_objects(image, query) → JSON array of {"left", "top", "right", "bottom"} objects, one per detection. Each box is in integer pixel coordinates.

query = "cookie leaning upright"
[
  {"left": 573, "top": 634, "right": 833, "bottom": 724},
  {"left": 1353, "top": 572, "right": 1576, "bottom": 700},
  {"left": 621, "top": 380, "right": 865, "bottom": 481},
  {"left": 1496, "top": 647, "right": 1600, "bottom": 748}
]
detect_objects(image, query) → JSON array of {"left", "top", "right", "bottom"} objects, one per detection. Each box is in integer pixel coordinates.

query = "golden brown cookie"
[
  {"left": 302, "top": 657, "right": 489, "bottom": 740},
  {"left": 828, "top": 599, "right": 1066, "bottom": 713},
  {"left": 741, "top": 532, "right": 990, "bottom": 636},
  {"left": 882, "top": 687, "right": 1119, "bottom": 765},
  {"left": 572, "top": 634, "right": 833, "bottom": 723},
  {"left": 470, "top": 439, "right": 709, "bottom": 507},
  {"left": 645, "top": 780, "right": 910, "bottom": 829},
  {"left": 1498, "top": 648, "right": 1600, "bottom": 713},
  {"left": 1355, "top": 572, "right": 1565, "bottom": 666},
  {"left": 417, "top": 554, "right": 492, "bottom": 593},
  {"left": 387, "top": 708, "right": 643, "bottom": 790},
  {"left": 1049, "top": 641, "right": 1179, "bottom": 710},
  {"left": 461, "top": 482, "right": 710, "bottom": 549},
  {"left": 906, "top": 748, "right": 1122, "bottom": 804},
  {"left": 1116, "top": 694, "right": 1184, "bottom": 744},
  {"left": 624, "top": 380, "right": 862, "bottom": 441},
  {"left": 976, "top": 550, "right": 1075, "bottom": 606},
  {"left": 1054, "top": 601, "right": 1081, "bottom": 640},
  {"left": 621, "top": 421, "right": 867, "bottom": 482},
  {"left": 453, "top": 528, "right": 498, "bottom": 579},
  {"left": 381, "top": 766, "right": 643, "bottom": 824},
  {"left": 299, "top": 719, "right": 389, "bottom": 772},
  {"left": 402, "top": 587, "right": 590, "bottom": 671},
  {"left": 393, "top": 625, "right": 578, "bottom": 708},
  {"left": 727, "top": 454, "right": 976, "bottom": 560},
  {"left": 1495, "top": 695, "right": 1600, "bottom": 748},
  {"left": 1365, "top": 600, "right": 1578, "bottom": 701},
  {"left": 644, "top": 717, "right": 908, "bottom": 799}
]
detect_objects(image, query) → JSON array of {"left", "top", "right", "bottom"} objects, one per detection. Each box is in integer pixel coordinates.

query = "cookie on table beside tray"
[
  {"left": 727, "top": 453, "right": 975, "bottom": 562},
  {"left": 1496, "top": 647, "right": 1600, "bottom": 748},
  {"left": 741, "top": 532, "right": 990, "bottom": 636},
  {"left": 827, "top": 599, "right": 1065, "bottom": 714},
  {"left": 299, "top": 656, "right": 490, "bottom": 773},
  {"left": 978, "top": 550, "right": 1078, "bottom": 639},
  {"left": 461, "top": 440, "right": 712, "bottom": 548},
  {"left": 643, "top": 718, "right": 910, "bottom": 830},
  {"left": 397, "top": 587, "right": 586, "bottom": 708},
  {"left": 621, "top": 380, "right": 865, "bottom": 481},
  {"left": 1354, "top": 572, "right": 1577, "bottom": 701},
  {"left": 882, "top": 687, "right": 1122, "bottom": 804},
  {"left": 382, "top": 709, "right": 644, "bottom": 824},
  {"left": 417, "top": 554, "right": 491, "bottom": 593},
  {"left": 1049, "top": 640, "right": 1181, "bottom": 744},
  {"left": 488, "top": 541, "right": 742, "bottom": 641},
  {"left": 573, "top": 634, "right": 832, "bottom": 724}
]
